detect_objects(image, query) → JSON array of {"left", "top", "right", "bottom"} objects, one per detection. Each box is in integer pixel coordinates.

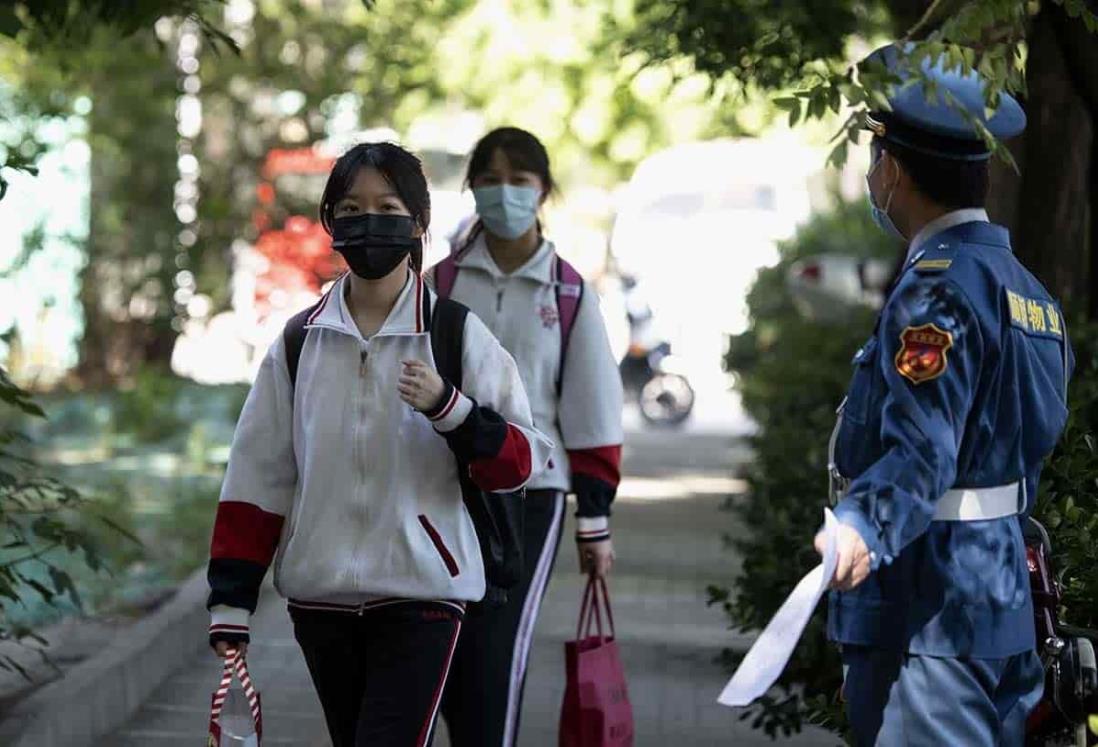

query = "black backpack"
[{"left": 282, "top": 292, "right": 524, "bottom": 608}]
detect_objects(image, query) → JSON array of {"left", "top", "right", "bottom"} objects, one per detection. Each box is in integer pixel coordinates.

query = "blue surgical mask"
[
  {"left": 866, "top": 157, "right": 905, "bottom": 241},
  {"left": 473, "top": 184, "right": 540, "bottom": 240}
]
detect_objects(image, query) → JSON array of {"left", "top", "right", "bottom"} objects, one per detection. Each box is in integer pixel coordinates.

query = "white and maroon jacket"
[
  {"left": 427, "top": 234, "right": 624, "bottom": 543},
  {"left": 207, "top": 272, "right": 553, "bottom": 643}
]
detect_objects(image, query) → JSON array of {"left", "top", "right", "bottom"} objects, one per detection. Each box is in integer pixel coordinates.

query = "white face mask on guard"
[{"left": 866, "top": 152, "right": 905, "bottom": 241}]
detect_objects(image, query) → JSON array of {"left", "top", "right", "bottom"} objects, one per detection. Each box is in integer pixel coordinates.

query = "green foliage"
[
  {"left": 0, "top": 366, "right": 133, "bottom": 676},
  {"left": 716, "top": 201, "right": 895, "bottom": 739},
  {"left": 625, "top": 0, "right": 890, "bottom": 92},
  {"left": 1033, "top": 320, "right": 1098, "bottom": 630},
  {"left": 0, "top": 0, "right": 239, "bottom": 203},
  {"left": 0, "top": 0, "right": 236, "bottom": 54},
  {"left": 619, "top": 1, "right": 1098, "bottom": 170},
  {"left": 111, "top": 367, "right": 186, "bottom": 443}
]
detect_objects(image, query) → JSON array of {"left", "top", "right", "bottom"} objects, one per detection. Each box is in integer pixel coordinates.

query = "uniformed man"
[{"left": 817, "top": 44, "right": 1074, "bottom": 745}]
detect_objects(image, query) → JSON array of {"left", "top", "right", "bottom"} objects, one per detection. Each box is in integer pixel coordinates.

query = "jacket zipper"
[
  {"left": 496, "top": 287, "right": 504, "bottom": 313},
  {"left": 354, "top": 344, "right": 369, "bottom": 591},
  {"left": 357, "top": 346, "right": 369, "bottom": 477}
]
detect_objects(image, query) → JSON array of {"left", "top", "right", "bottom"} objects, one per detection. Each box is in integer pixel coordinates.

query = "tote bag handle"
[
  {"left": 209, "top": 649, "right": 261, "bottom": 735},
  {"left": 575, "top": 576, "right": 617, "bottom": 642}
]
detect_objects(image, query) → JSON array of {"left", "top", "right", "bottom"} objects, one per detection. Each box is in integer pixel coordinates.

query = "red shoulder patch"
[{"left": 895, "top": 323, "right": 953, "bottom": 384}]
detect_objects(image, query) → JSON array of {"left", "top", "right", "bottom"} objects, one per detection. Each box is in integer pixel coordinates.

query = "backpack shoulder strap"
[
  {"left": 435, "top": 222, "right": 484, "bottom": 300},
  {"left": 434, "top": 254, "right": 460, "bottom": 300},
  {"left": 428, "top": 293, "right": 469, "bottom": 388},
  {"left": 554, "top": 255, "right": 585, "bottom": 395},
  {"left": 282, "top": 300, "right": 322, "bottom": 390}
]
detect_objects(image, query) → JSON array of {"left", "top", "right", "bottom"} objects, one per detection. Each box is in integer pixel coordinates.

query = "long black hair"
[{"left": 319, "top": 142, "right": 431, "bottom": 272}]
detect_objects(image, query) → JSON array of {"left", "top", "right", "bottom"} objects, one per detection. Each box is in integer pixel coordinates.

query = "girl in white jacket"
[
  {"left": 430, "top": 127, "right": 625, "bottom": 746},
  {"left": 205, "top": 142, "right": 552, "bottom": 747}
]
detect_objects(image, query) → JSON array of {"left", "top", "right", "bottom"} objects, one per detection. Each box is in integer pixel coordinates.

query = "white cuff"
[
  {"left": 429, "top": 389, "right": 474, "bottom": 433},
  {"left": 576, "top": 516, "right": 610, "bottom": 542},
  {"left": 209, "top": 605, "right": 251, "bottom": 636}
]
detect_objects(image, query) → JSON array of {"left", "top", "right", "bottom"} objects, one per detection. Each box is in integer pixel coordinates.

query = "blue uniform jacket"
[{"left": 828, "top": 221, "right": 1073, "bottom": 658}]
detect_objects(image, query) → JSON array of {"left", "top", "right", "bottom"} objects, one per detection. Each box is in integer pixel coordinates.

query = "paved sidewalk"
[{"left": 100, "top": 430, "right": 838, "bottom": 746}]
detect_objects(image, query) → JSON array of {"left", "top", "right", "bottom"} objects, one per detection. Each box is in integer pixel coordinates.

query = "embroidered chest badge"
[
  {"left": 538, "top": 304, "right": 559, "bottom": 329},
  {"left": 895, "top": 323, "right": 953, "bottom": 384}
]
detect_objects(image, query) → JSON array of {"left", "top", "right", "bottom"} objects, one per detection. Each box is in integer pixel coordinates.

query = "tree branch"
[
  {"left": 1, "top": 543, "right": 61, "bottom": 569},
  {"left": 904, "top": 0, "right": 952, "bottom": 39}
]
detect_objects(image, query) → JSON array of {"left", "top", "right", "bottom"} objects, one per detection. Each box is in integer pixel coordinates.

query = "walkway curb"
[{"left": 0, "top": 567, "right": 210, "bottom": 747}]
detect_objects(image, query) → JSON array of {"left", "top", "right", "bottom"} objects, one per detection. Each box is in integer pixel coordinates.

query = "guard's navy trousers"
[
  {"left": 843, "top": 646, "right": 1043, "bottom": 745},
  {"left": 828, "top": 221, "right": 1073, "bottom": 745}
]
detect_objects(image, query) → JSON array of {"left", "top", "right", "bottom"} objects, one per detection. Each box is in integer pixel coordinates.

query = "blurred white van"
[{"left": 608, "top": 138, "right": 816, "bottom": 382}]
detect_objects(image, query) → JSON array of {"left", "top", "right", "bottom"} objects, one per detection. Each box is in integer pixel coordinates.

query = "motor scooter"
[
  {"left": 616, "top": 273, "right": 696, "bottom": 427},
  {"left": 1025, "top": 517, "right": 1098, "bottom": 746},
  {"left": 619, "top": 340, "right": 695, "bottom": 427}
]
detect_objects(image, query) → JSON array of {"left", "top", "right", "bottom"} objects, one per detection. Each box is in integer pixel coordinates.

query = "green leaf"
[
  {"left": 773, "top": 96, "right": 800, "bottom": 112},
  {"left": 25, "top": 578, "right": 54, "bottom": 603},
  {"left": 827, "top": 140, "right": 848, "bottom": 170},
  {"left": 95, "top": 514, "right": 141, "bottom": 545},
  {"left": 808, "top": 91, "right": 827, "bottom": 120},
  {"left": 868, "top": 89, "right": 891, "bottom": 111},
  {"left": 48, "top": 566, "right": 81, "bottom": 609}
]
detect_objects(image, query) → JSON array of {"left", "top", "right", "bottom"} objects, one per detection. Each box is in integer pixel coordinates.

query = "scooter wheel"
[{"left": 639, "top": 374, "right": 695, "bottom": 427}]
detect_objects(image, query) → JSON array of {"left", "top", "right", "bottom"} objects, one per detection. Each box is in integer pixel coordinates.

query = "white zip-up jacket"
[
  {"left": 427, "top": 234, "right": 624, "bottom": 543},
  {"left": 207, "top": 272, "right": 553, "bottom": 642}
]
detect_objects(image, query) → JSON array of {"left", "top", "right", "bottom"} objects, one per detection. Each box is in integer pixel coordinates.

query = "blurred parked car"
[{"left": 786, "top": 254, "right": 896, "bottom": 323}]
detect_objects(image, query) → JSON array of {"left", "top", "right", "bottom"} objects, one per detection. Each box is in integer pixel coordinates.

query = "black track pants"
[
  {"left": 441, "top": 490, "right": 567, "bottom": 746},
  {"left": 290, "top": 601, "right": 463, "bottom": 747}
]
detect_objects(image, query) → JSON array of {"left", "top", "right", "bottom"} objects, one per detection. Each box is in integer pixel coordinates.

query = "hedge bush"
[{"left": 714, "top": 200, "right": 1098, "bottom": 741}]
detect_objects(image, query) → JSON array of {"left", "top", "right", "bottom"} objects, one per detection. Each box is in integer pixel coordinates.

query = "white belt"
[{"left": 934, "top": 482, "right": 1023, "bottom": 522}]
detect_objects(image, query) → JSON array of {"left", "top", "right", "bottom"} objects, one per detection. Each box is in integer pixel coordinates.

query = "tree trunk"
[
  {"left": 1001, "top": 5, "right": 1095, "bottom": 318},
  {"left": 75, "top": 34, "right": 180, "bottom": 386},
  {"left": 1048, "top": 6, "right": 1098, "bottom": 320}
]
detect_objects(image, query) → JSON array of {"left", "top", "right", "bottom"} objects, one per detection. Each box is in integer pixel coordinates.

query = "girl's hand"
[
  {"left": 214, "top": 641, "right": 247, "bottom": 659},
  {"left": 578, "top": 538, "right": 615, "bottom": 578},
  {"left": 399, "top": 359, "right": 446, "bottom": 412}
]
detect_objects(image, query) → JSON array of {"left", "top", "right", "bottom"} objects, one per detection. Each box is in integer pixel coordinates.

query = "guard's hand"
[
  {"left": 815, "top": 523, "right": 871, "bottom": 591},
  {"left": 399, "top": 360, "right": 446, "bottom": 412},
  {"left": 214, "top": 641, "right": 247, "bottom": 659},
  {"left": 578, "top": 538, "right": 615, "bottom": 578}
]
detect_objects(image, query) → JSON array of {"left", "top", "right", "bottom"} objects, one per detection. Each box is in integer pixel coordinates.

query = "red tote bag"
[{"left": 559, "top": 576, "right": 634, "bottom": 747}]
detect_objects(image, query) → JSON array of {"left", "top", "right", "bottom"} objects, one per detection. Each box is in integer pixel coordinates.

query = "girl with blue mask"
[
  {"left": 429, "top": 127, "right": 625, "bottom": 746},
  {"left": 466, "top": 128, "right": 550, "bottom": 261}
]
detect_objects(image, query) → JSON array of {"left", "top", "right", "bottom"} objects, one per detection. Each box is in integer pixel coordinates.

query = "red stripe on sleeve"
[
  {"left": 567, "top": 445, "right": 622, "bottom": 488},
  {"left": 469, "top": 424, "right": 533, "bottom": 492},
  {"left": 210, "top": 501, "right": 286, "bottom": 566}
]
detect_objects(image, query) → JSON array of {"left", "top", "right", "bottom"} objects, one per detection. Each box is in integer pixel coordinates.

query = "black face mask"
[{"left": 331, "top": 213, "right": 420, "bottom": 280}]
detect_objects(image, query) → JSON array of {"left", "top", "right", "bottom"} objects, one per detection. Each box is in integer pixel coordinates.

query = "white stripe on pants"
[{"left": 502, "top": 490, "right": 565, "bottom": 746}]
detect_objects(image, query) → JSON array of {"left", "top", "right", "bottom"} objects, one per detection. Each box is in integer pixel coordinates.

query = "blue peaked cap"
[{"left": 862, "top": 43, "right": 1026, "bottom": 161}]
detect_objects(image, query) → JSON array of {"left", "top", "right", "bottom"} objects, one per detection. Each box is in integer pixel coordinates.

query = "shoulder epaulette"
[{"left": 913, "top": 258, "right": 953, "bottom": 273}]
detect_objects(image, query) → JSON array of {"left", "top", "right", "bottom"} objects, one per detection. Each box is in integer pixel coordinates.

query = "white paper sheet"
[{"left": 717, "top": 508, "right": 840, "bottom": 707}]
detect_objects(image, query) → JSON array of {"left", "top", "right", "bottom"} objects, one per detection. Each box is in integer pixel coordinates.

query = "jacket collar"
[
  {"left": 936, "top": 220, "right": 1012, "bottom": 249},
  {"left": 908, "top": 209, "right": 1011, "bottom": 259},
  {"left": 455, "top": 231, "right": 557, "bottom": 285},
  {"left": 306, "top": 270, "right": 428, "bottom": 339}
]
